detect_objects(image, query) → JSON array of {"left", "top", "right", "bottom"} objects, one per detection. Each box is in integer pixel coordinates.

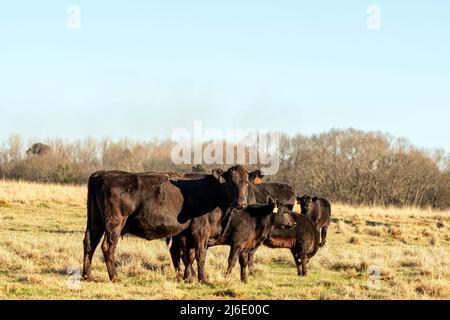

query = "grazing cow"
[
  {"left": 209, "top": 203, "right": 296, "bottom": 282},
  {"left": 264, "top": 208, "right": 320, "bottom": 276},
  {"left": 297, "top": 195, "right": 331, "bottom": 247},
  {"left": 82, "top": 165, "right": 250, "bottom": 283}
]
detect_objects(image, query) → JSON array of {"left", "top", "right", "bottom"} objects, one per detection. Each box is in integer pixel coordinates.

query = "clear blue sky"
[{"left": 1, "top": 1, "right": 449, "bottom": 151}]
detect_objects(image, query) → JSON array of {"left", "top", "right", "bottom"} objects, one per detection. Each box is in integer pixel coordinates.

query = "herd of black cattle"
[{"left": 82, "top": 165, "right": 331, "bottom": 284}]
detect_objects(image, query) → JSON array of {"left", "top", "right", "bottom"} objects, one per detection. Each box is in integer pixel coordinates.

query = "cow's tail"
[{"left": 84, "top": 172, "right": 103, "bottom": 251}]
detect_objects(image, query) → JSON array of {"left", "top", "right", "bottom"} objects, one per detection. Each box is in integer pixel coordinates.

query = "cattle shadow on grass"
[
  {"left": 270, "top": 259, "right": 296, "bottom": 268},
  {"left": 331, "top": 218, "right": 398, "bottom": 228},
  {"left": 142, "top": 262, "right": 170, "bottom": 275},
  {"left": 113, "top": 253, "right": 169, "bottom": 275},
  {"left": 41, "top": 267, "right": 71, "bottom": 276},
  {"left": 45, "top": 230, "right": 83, "bottom": 235}
]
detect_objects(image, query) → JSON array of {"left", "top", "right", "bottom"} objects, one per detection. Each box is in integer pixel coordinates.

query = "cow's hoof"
[
  {"left": 110, "top": 277, "right": 120, "bottom": 283},
  {"left": 82, "top": 275, "right": 92, "bottom": 282},
  {"left": 184, "top": 277, "right": 195, "bottom": 284},
  {"left": 200, "top": 279, "right": 213, "bottom": 286}
]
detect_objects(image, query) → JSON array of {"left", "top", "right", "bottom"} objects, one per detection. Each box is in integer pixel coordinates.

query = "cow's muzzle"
[
  {"left": 282, "top": 222, "right": 297, "bottom": 230},
  {"left": 235, "top": 199, "right": 247, "bottom": 209}
]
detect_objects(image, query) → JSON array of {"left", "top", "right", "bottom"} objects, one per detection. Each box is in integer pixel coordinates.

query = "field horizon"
[{"left": 0, "top": 179, "right": 449, "bottom": 300}]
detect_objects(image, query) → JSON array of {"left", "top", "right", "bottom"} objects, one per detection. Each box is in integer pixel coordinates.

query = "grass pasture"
[{"left": 0, "top": 180, "right": 449, "bottom": 300}]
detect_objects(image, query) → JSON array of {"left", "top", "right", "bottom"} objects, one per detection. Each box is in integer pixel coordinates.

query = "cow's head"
[
  {"left": 249, "top": 169, "right": 264, "bottom": 185},
  {"left": 214, "top": 165, "right": 249, "bottom": 209},
  {"left": 245, "top": 204, "right": 296, "bottom": 229},
  {"left": 297, "top": 194, "right": 317, "bottom": 215},
  {"left": 272, "top": 205, "right": 297, "bottom": 230}
]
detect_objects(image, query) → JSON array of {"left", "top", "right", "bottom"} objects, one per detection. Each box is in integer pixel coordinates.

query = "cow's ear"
[
  {"left": 212, "top": 169, "right": 224, "bottom": 179},
  {"left": 213, "top": 169, "right": 227, "bottom": 184},
  {"left": 249, "top": 170, "right": 263, "bottom": 184},
  {"left": 246, "top": 204, "right": 275, "bottom": 217}
]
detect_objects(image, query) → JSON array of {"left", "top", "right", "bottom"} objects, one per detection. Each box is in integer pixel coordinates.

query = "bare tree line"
[{"left": 1, "top": 128, "right": 449, "bottom": 208}]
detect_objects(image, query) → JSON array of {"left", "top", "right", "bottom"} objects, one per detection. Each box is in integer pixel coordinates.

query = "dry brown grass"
[
  {"left": 0, "top": 179, "right": 85, "bottom": 207},
  {"left": 1, "top": 180, "right": 450, "bottom": 300}
]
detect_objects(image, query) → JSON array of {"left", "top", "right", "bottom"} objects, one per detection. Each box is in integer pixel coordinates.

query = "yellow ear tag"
[{"left": 273, "top": 207, "right": 279, "bottom": 214}]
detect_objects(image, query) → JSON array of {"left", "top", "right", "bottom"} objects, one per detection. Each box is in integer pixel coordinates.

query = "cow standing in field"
[
  {"left": 232, "top": 170, "right": 297, "bottom": 272},
  {"left": 264, "top": 207, "right": 320, "bottom": 276},
  {"left": 170, "top": 207, "right": 226, "bottom": 283},
  {"left": 164, "top": 169, "right": 229, "bottom": 283},
  {"left": 208, "top": 203, "right": 296, "bottom": 282},
  {"left": 168, "top": 169, "right": 298, "bottom": 278},
  {"left": 249, "top": 170, "right": 296, "bottom": 210},
  {"left": 82, "top": 165, "right": 250, "bottom": 283},
  {"left": 297, "top": 195, "right": 331, "bottom": 247}
]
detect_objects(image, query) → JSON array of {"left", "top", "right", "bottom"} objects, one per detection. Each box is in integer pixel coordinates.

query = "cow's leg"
[
  {"left": 169, "top": 237, "right": 183, "bottom": 278},
  {"left": 194, "top": 233, "right": 211, "bottom": 285},
  {"left": 101, "top": 220, "right": 122, "bottom": 283},
  {"left": 189, "top": 250, "right": 196, "bottom": 278},
  {"left": 291, "top": 248, "right": 303, "bottom": 276},
  {"left": 184, "top": 247, "right": 196, "bottom": 278},
  {"left": 82, "top": 224, "right": 104, "bottom": 281},
  {"left": 320, "top": 225, "right": 329, "bottom": 247},
  {"left": 225, "top": 245, "right": 242, "bottom": 279},
  {"left": 300, "top": 253, "right": 308, "bottom": 276},
  {"left": 247, "top": 250, "right": 256, "bottom": 275},
  {"left": 183, "top": 238, "right": 195, "bottom": 283},
  {"left": 239, "top": 252, "right": 249, "bottom": 283}
]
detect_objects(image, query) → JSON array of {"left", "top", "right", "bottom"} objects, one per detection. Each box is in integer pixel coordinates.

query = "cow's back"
[
  {"left": 294, "top": 214, "right": 320, "bottom": 258},
  {"left": 91, "top": 170, "right": 188, "bottom": 240},
  {"left": 256, "top": 183, "right": 296, "bottom": 207},
  {"left": 264, "top": 213, "right": 319, "bottom": 255},
  {"left": 315, "top": 198, "right": 331, "bottom": 228}
]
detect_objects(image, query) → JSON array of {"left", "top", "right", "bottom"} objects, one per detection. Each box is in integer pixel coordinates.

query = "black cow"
[
  {"left": 209, "top": 204, "right": 296, "bottom": 282},
  {"left": 167, "top": 214, "right": 232, "bottom": 282},
  {"left": 82, "top": 165, "right": 250, "bottom": 283},
  {"left": 164, "top": 169, "right": 231, "bottom": 283},
  {"left": 264, "top": 208, "right": 320, "bottom": 276},
  {"left": 168, "top": 170, "right": 297, "bottom": 278},
  {"left": 297, "top": 195, "right": 331, "bottom": 247},
  {"left": 235, "top": 170, "right": 296, "bottom": 272},
  {"left": 249, "top": 170, "right": 296, "bottom": 209}
]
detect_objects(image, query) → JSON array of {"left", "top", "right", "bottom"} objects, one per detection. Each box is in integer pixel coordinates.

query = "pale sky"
[{"left": 1, "top": 1, "right": 449, "bottom": 151}]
